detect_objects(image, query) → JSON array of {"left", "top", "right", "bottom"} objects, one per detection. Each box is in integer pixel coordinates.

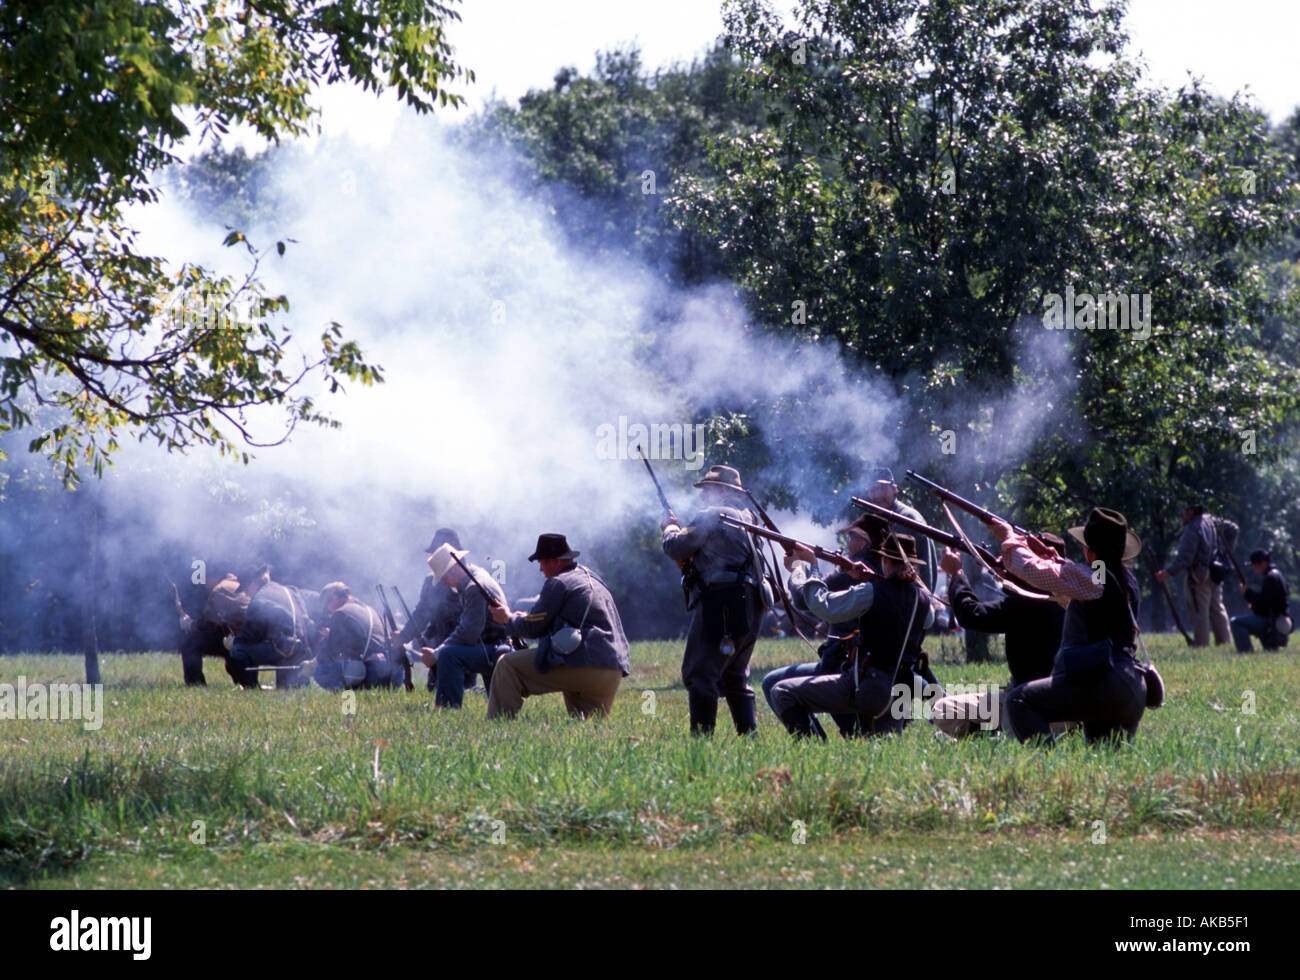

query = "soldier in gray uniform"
[
  {"left": 861, "top": 467, "right": 937, "bottom": 591},
  {"left": 313, "top": 582, "right": 398, "bottom": 690},
  {"left": 391, "top": 528, "right": 465, "bottom": 690},
  {"left": 662, "top": 464, "right": 765, "bottom": 735},
  {"left": 1156, "top": 504, "right": 1238, "bottom": 647},
  {"left": 487, "top": 533, "right": 631, "bottom": 719},
  {"left": 422, "top": 542, "right": 512, "bottom": 708}
]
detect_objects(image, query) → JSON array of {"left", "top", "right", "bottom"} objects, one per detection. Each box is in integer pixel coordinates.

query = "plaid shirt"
[{"left": 1001, "top": 531, "right": 1102, "bottom": 602}]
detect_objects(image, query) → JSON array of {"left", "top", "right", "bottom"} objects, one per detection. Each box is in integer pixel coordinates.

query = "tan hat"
[
  {"left": 427, "top": 542, "right": 470, "bottom": 581},
  {"left": 693, "top": 464, "right": 746, "bottom": 492}
]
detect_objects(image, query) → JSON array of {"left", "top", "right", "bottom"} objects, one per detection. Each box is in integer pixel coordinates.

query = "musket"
[
  {"left": 637, "top": 445, "right": 677, "bottom": 524},
  {"left": 1217, "top": 525, "right": 1248, "bottom": 587},
  {"left": 448, "top": 552, "right": 527, "bottom": 650},
  {"left": 1147, "top": 544, "right": 1192, "bottom": 645},
  {"left": 391, "top": 584, "right": 427, "bottom": 677},
  {"left": 375, "top": 585, "right": 414, "bottom": 691},
  {"left": 637, "top": 447, "right": 695, "bottom": 602},
  {"left": 905, "top": 470, "right": 1030, "bottom": 536},
  {"left": 736, "top": 486, "right": 830, "bottom": 637},
  {"left": 852, "top": 497, "right": 1000, "bottom": 566},
  {"left": 853, "top": 497, "right": 1050, "bottom": 600},
  {"left": 718, "top": 514, "right": 874, "bottom": 578}
]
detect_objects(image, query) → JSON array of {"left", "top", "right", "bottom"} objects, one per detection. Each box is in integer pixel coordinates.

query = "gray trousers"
[
  {"left": 769, "top": 665, "right": 898, "bottom": 738},
  {"left": 681, "top": 583, "right": 763, "bottom": 732}
]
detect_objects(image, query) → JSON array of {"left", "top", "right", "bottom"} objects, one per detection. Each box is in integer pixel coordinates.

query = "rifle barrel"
[
  {"left": 637, "top": 446, "right": 675, "bottom": 515},
  {"left": 718, "top": 514, "right": 856, "bottom": 572},
  {"left": 904, "top": 470, "right": 1029, "bottom": 535},
  {"left": 450, "top": 552, "right": 504, "bottom": 608}
]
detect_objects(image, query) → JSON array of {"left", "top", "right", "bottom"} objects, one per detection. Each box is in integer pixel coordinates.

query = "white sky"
[{"left": 306, "top": 0, "right": 1299, "bottom": 147}]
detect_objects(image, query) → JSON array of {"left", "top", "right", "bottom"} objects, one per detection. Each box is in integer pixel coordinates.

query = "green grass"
[{"left": 2, "top": 635, "right": 1297, "bottom": 889}]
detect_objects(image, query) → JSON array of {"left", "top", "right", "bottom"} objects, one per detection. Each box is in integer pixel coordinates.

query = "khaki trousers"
[
  {"left": 930, "top": 687, "right": 1075, "bottom": 738},
  {"left": 486, "top": 649, "right": 622, "bottom": 720},
  {"left": 1185, "top": 572, "right": 1231, "bottom": 647}
]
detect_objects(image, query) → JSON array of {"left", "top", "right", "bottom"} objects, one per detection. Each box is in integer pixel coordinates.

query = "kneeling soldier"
[
  {"left": 313, "top": 582, "right": 397, "bottom": 690},
  {"left": 772, "top": 533, "right": 933, "bottom": 738},
  {"left": 423, "top": 542, "right": 512, "bottom": 708},
  {"left": 487, "top": 534, "right": 631, "bottom": 719}
]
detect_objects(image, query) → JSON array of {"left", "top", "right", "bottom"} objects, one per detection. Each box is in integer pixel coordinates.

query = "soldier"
[
  {"left": 486, "top": 533, "right": 631, "bottom": 719},
  {"left": 771, "top": 533, "right": 934, "bottom": 738},
  {"left": 422, "top": 542, "right": 512, "bottom": 709},
  {"left": 1155, "top": 504, "right": 1236, "bottom": 647},
  {"left": 862, "top": 467, "right": 937, "bottom": 591},
  {"left": 760, "top": 513, "right": 878, "bottom": 738},
  {"left": 390, "top": 528, "right": 465, "bottom": 691},
  {"left": 176, "top": 571, "right": 249, "bottom": 686},
  {"left": 661, "top": 464, "right": 765, "bottom": 735},
  {"left": 1231, "top": 549, "right": 1292, "bottom": 652},
  {"left": 998, "top": 508, "right": 1149, "bottom": 743},
  {"left": 930, "top": 536, "right": 1067, "bottom": 737},
  {"left": 229, "top": 564, "right": 317, "bottom": 689},
  {"left": 313, "top": 582, "right": 398, "bottom": 689}
]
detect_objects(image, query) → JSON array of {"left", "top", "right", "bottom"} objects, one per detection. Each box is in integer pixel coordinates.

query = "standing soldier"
[
  {"left": 661, "top": 464, "right": 765, "bottom": 736},
  {"left": 422, "top": 542, "right": 512, "bottom": 709},
  {"left": 390, "top": 528, "right": 465, "bottom": 691},
  {"left": 1155, "top": 503, "right": 1234, "bottom": 647},
  {"left": 313, "top": 582, "right": 398, "bottom": 689},
  {"left": 176, "top": 571, "right": 249, "bottom": 686},
  {"left": 486, "top": 533, "right": 631, "bottom": 719}
]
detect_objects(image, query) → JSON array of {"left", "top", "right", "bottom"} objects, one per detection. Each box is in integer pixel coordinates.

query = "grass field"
[{"left": 2, "top": 635, "right": 1298, "bottom": 889}]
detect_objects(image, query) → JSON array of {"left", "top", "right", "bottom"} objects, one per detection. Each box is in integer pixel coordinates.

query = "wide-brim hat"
[
  {"left": 427, "top": 543, "right": 470, "bottom": 580},
  {"left": 424, "top": 527, "right": 461, "bottom": 553},
  {"left": 1067, "top": 507, "right": 1141, "bottom": 562},
  {"left": 871, "top": 531, "right": 926, "bottom": 567},
  {"left": 528, "top": 533, "right": 580, "bottom": 562},
  {"left": 693, "top": 464, "right": 746, "bottom": 493}
]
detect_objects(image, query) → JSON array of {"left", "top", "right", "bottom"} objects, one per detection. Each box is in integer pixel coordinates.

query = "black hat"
[
  {"left": 1249, "top": 549, "right": 1270, "bottom": 565},
  {"left": 425, "top": 527, "right": 461, "bottom": 553},
  {"left": 237, "top": 562, "right": 271, "bottom": 588},
  {"left": 1067, "top": 508, "right": 1141, "bottom": 561},
  {"left": 528, "top": 533, "right": 580, "bottom": 562},
  {"left": 871, "top": 532, "right": 926, "bottom": 567},
  {"left": 838, "top": 511, "right": 886, "bottom": 543}
]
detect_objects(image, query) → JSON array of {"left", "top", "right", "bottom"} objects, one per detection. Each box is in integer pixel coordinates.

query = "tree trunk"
[{"left": 81, "top": 489, "right": 101, "bottom": 685}]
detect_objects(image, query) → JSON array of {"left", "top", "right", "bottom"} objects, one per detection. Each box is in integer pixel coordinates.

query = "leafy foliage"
[{"left": 1, "top": 0, "right": 472, "bottom": 484}]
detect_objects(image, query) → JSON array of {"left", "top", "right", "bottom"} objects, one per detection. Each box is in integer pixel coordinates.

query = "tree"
[
  {"left": 1, "top": 0, "right": 473, "bottom": 485},
  {"left": 671, "top": 0, "right": 1300, "bottom": 543}
]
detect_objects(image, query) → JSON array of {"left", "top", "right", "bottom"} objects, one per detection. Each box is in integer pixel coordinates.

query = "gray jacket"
[
  {"left": 394, "top": 574, "right": 460, "bottom": 646},
  {"left": 505, "top": 564, "right": 631, "bottom": 674},
  {"left": 662, "top": 504, "right": 761, "bottom": 589},
  {"left": 442, "top": 563, "right": 510, "bottom": 649},
  {"left": 1168, "top": 513, "right": 1232, "bottom": 578}
]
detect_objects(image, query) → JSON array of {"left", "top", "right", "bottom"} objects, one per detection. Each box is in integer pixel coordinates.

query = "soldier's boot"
[
  {"left": 726, "top": 695, "right": 758, "bottom": 736},
  {"left": 775, "top": 704, "right": 822, "bottom": 741},
  {"left": 688, "top": 692, "right": 718, "bottom": 736}
]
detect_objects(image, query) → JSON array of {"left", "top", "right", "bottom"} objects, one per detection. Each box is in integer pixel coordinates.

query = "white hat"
[{"left": 427, "top": 542, "right": 470, "bottom": 581}]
